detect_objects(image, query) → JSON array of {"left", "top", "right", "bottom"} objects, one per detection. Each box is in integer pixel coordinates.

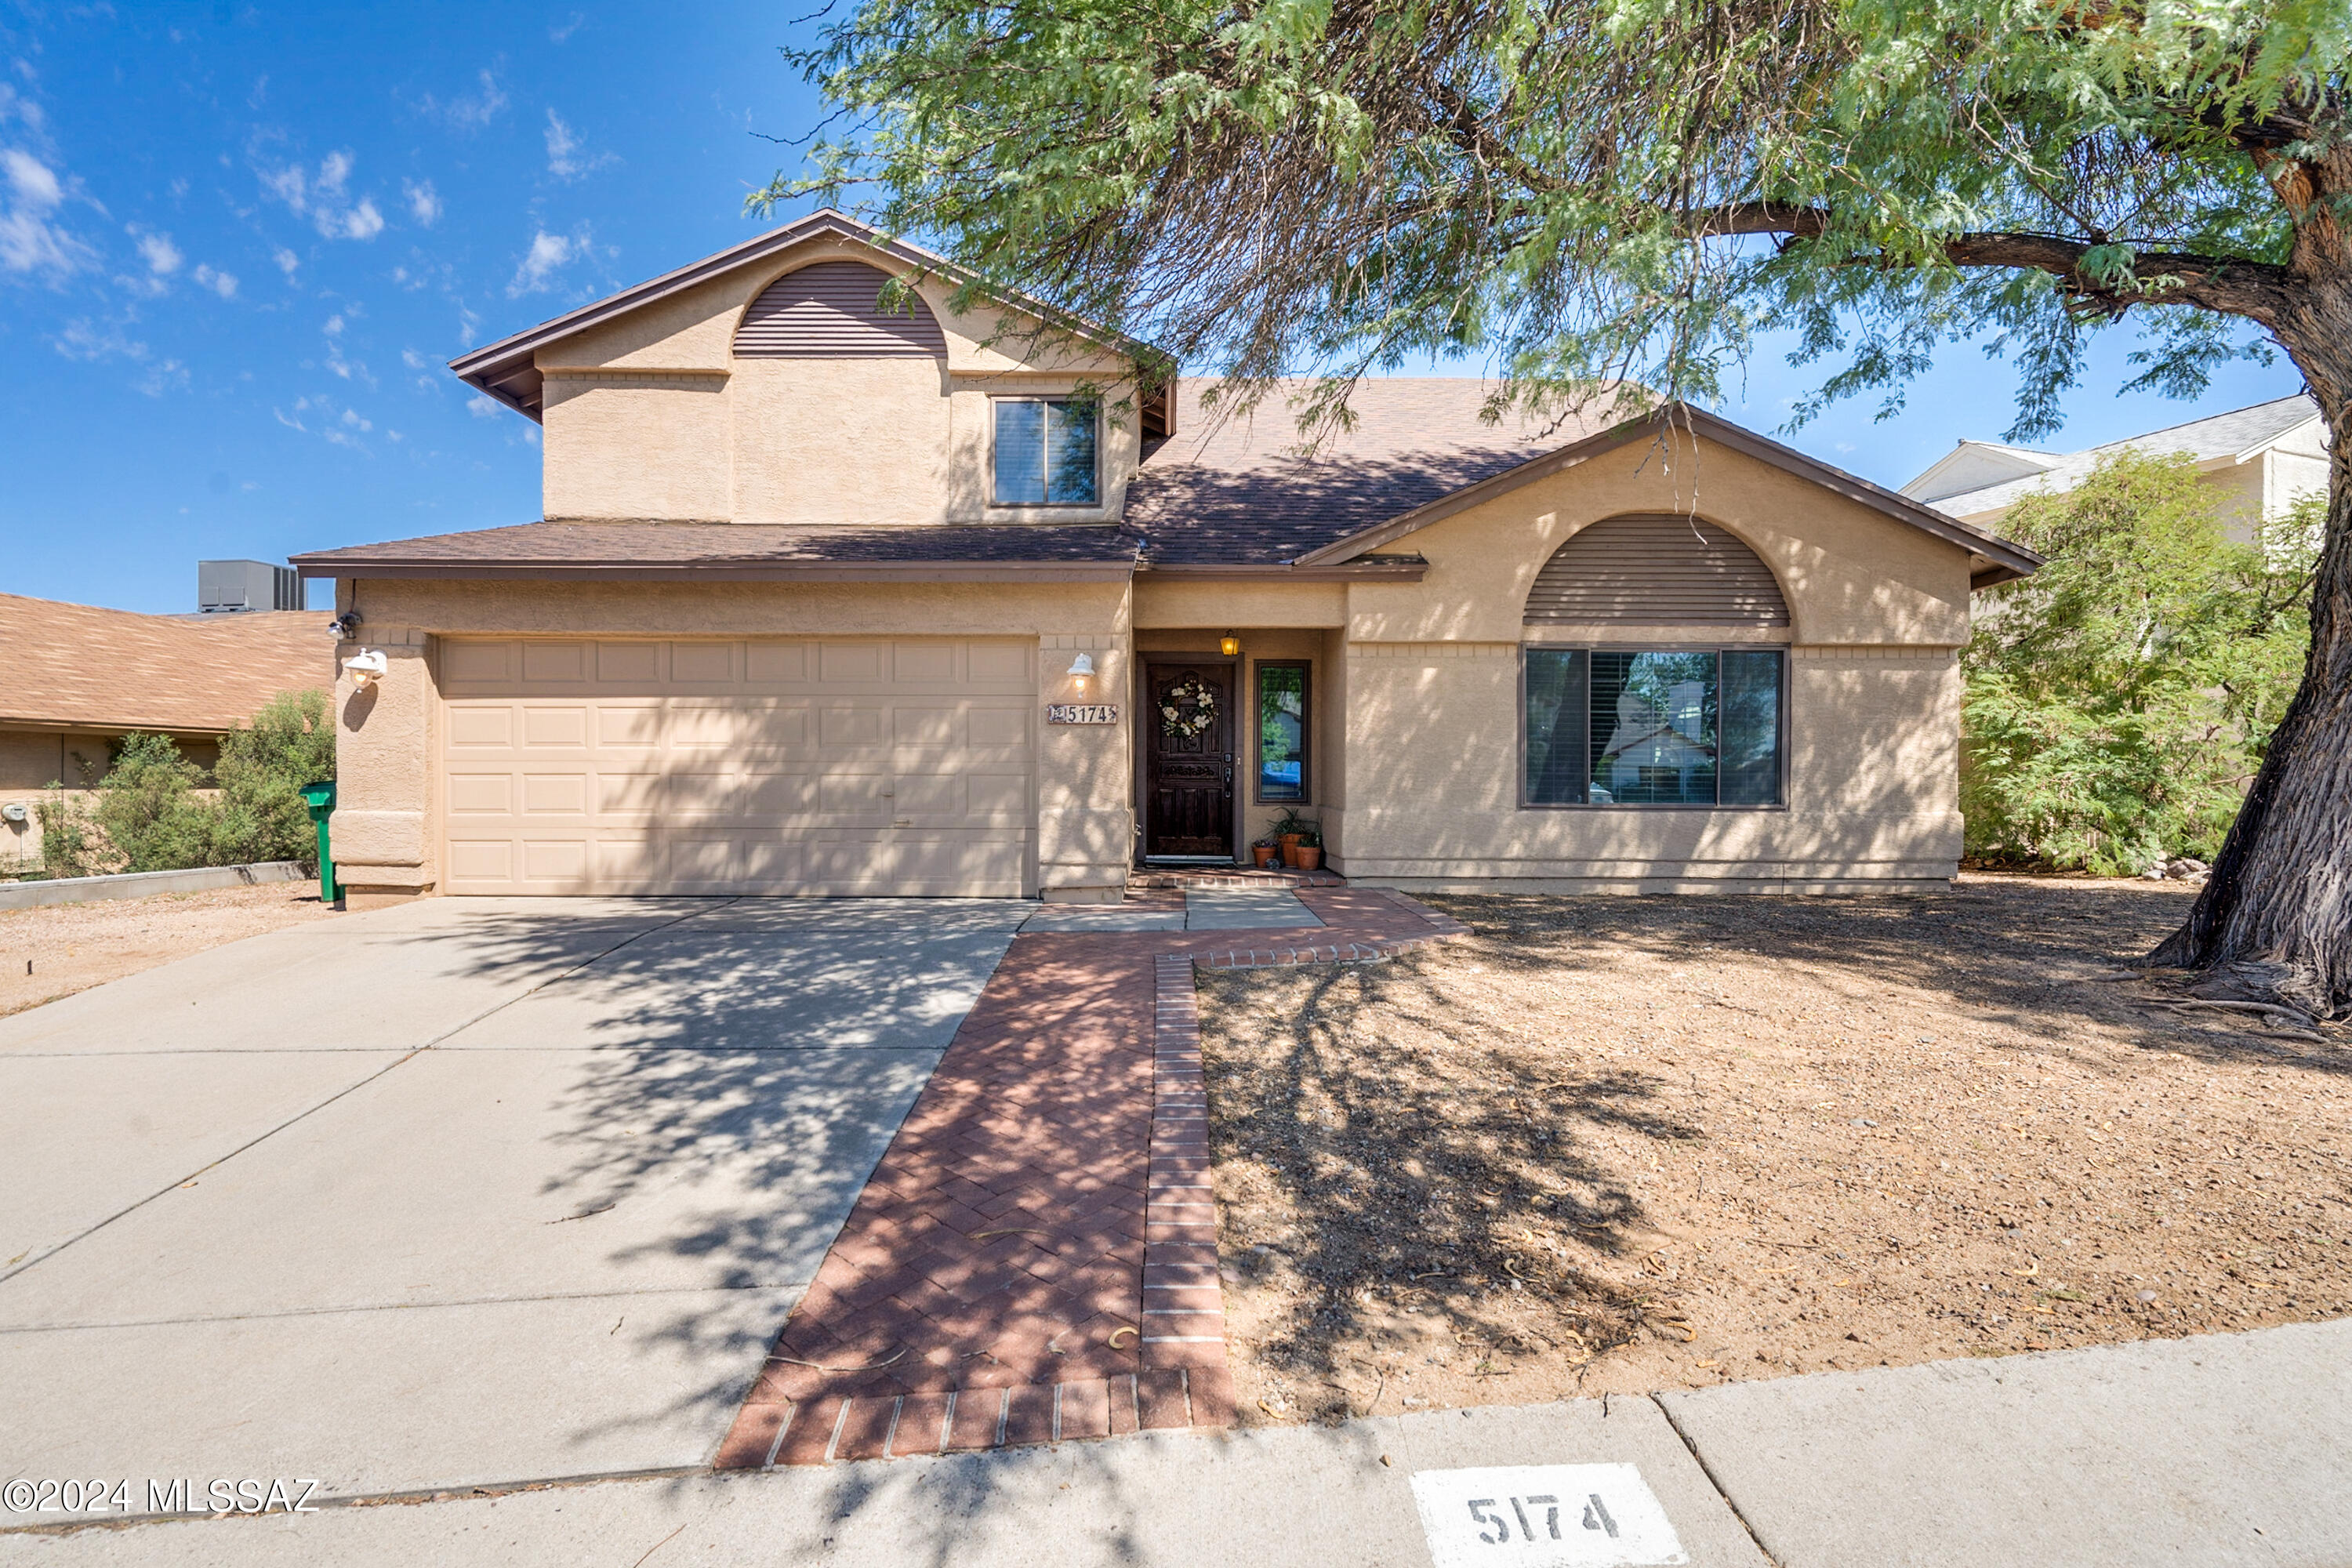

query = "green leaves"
[
  {"left": 760, "top": 0, "right": 2341, "bottom": 444},
  {"left": 1960, "top": 452, "right": 2318, "bottom": 873}
]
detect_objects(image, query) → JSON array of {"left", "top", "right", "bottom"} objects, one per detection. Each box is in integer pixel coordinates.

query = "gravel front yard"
[
  {"left": 1197, "top": 877, "right": 2352, "bottom": 1426},
  {"left": 0, "top": 883, "right": 341, "bottom": 1017}
]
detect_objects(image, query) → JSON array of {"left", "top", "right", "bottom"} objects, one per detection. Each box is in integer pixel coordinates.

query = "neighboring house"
[
  {"left": 1901, "top": 395, "right": 2328, "bottom": 541},
  {"left": 0, "top": 594, "right": 335, "bottom": 866},
  {"left": 292, "top": 210, "right": 2039, "bottom": 906}
]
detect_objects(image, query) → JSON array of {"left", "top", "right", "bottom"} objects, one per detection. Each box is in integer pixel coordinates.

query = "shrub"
[
  {"left": 1962, "top": 452, "right": 2317, "bottom": 875},
  {"left": 94, "top": 732, "right": 219, "bottom": 873},
  {"left": 32, "top": 786, "right": 110, "bottom": 880},
  {"left": 212, "top": 689, "right": 337, "bottom": 869}
]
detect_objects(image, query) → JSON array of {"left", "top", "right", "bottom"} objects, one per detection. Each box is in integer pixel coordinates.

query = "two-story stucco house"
[{"left": 292, "top": 210, "right": 2039, "bottom": 906}]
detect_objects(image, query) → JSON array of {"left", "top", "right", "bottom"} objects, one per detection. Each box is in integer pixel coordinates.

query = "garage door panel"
[
  {"left": 446, "top": 706, "right": 514, "bottom": 748},
  {"left": 522, "top": 707, "right": 588, "bottom": 747},
  {"left": 596, "top": 642, "right": 662, "bottom": 683},
  {"left": 594, "top": 771, "right": 667, "bottom": 815},
  {"left": 743, "top": 644, "right": 808, "bottom": 684},
  {"left": 596, "top": 706, "right": 664, "bottom": 747},
  {"left": 440, "top": 637, "right": 1034, "bottom": 896},
  {"left": 967, "top": 643, "right": 1030, "bottom": 684},
  {"left": 521, "top": 644, "right": 589, "bottom": 684},
  {"left": 521, "top": 839, "right": 591, "bottom": 884},
  {"left": 818, "top": 644, "right": 886, "bottom": 684}
]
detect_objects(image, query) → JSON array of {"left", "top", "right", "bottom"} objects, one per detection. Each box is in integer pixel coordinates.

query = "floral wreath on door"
[{"left": 1160, "top": 674, "right": 1218, "bottom": 739}]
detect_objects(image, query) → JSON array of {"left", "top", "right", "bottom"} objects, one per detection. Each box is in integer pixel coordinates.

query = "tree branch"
[{"left": 1687, "top": 205, "right": 2292, "bottom": 321}]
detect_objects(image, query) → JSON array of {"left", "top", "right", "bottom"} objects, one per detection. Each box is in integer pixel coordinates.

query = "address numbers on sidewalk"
[{"left": 1409, "top": 1463, "right": 1686, "bottom": 1567}]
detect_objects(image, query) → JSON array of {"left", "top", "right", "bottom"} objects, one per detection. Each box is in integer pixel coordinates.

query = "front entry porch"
[{"left": 1132, "top": 627, "right": 1337, "bottom": 873}]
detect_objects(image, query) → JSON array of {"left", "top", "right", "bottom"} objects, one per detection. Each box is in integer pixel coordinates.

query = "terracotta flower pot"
[
  {"left": 1251, "top": 844, "right": 1279, "bottom": 867},
  {"left": 1297, "top": 846, "right": 1323, "bottom": 871},
  {"left": 1279, "top": 833, "right": 1304, "bottom": 868}
]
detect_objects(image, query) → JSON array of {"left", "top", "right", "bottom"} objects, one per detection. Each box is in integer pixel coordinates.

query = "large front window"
[
  {"left": 1524, "top": 648, "right": 1784, "bottom": 807},
  {"left": 993, "top": 397, "right": 1098, "bottom": 506}
]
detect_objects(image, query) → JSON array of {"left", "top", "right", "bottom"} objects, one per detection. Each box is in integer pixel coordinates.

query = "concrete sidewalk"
[{"left": 7, "top": 1319, "right": 2345, "bottom": 1566}]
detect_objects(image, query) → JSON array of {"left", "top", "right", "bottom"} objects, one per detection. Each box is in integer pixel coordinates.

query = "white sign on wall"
[
  {"left": 1408, "top": 1464, "right": 1686, "bottom": 1568},
  {"left": 1046, "top": 704, "right": 1120, "bottom": 725}
]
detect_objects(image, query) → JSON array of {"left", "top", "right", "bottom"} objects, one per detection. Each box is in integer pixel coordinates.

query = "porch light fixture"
[
  {"left": 343, "top": 648, "right": 389, "bottom": 689},
  {"left": 1067, "top": 652, "right": 1096, "bottom": 691},
  {"left": 1218, "top": 632, "right": 1240, "bottom": 657}
]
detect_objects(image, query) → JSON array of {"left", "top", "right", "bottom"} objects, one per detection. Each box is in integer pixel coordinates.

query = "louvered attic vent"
[
  {"left": 733, "top": 261, "right": 948, "bottom": 359},
  {"left": 1524, "top": 514, "right": 1789, "bottom": 626}
]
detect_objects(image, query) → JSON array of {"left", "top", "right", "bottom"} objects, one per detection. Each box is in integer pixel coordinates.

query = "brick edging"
[{"left": 1142, "top": 954, "right": 1236, "bottom": 1428}]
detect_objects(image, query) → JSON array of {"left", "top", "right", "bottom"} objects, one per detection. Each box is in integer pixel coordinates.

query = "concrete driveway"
[{"left": 0, "top": 897, "right": 1030, "bottom": 1516}]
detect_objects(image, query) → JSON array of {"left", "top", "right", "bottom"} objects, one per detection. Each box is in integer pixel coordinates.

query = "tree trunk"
[{"left": 2149, "top": 264, "right": 2352, "bottom": 1014}]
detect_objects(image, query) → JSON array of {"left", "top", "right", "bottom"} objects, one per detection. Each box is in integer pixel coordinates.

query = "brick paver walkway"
[{"left": 714, "top": 886, "right": 1463, "bottom": 1468}]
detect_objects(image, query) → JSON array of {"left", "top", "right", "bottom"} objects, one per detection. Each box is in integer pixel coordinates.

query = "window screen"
[{"left": 993, "top": 398, "right": 1098, "bottom": 505}]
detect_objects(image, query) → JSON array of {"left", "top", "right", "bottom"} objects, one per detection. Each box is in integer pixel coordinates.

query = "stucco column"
[
  {"left": 328, "top": 623, "right": 437, "bottom": 904},
  {"left": 1035, "top": 630, "right": 1134, "bottom": 902}
]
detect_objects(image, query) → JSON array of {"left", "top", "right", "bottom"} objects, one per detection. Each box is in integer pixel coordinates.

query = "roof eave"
[
  {"left": 284, "top": 556, "right": 1136, "bottom": 585},
  {"left": 1136, "top": 559, "right": 1428, "bottom": 583},
  {"left": 1294, "top": 402, "right": 2044, "bottom": 582}
]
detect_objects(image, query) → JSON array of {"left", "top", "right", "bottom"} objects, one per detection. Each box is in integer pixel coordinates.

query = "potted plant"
[
  {"left": 1250, "top": 836, "right": 1281, "bottom": 868},
  {"left": 1268, "top": 808, "right": 1320, "bottom": 869},
  {"left": 1294, "top": 824, "right": 1323, "bottom": 872}
]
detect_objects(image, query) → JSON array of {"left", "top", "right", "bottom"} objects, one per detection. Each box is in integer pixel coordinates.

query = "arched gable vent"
[
  {"left": 733, "top": 261, "right": 948, "bottom": 359},
  {"left": 1525, "top": 514, "right": 1789, "bottom": 626}
]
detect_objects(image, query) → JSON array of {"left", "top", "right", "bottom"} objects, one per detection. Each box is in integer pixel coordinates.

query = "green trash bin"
[{"left": 298, "top": 779, "right": 338, "bottom": 904}]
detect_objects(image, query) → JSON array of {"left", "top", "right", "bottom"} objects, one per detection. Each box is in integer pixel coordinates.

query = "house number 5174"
[{"left": 1467, "top": 1494, "right": 1617, "bottom": 1544}]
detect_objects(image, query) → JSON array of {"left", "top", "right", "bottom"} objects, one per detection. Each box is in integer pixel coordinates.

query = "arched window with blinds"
[
  {"left": 732, "top": 261, "right": 948, "bottom": 359},
  {"left": 1521, "top": 514, "right": 1789, "bottom": 809}
]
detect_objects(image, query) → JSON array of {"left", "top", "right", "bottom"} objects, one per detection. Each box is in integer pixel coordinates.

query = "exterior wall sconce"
[
  {"left": 1067, "top": 652, "right": 1096, "bottom": 691},
  {"left": 1218, "top": 632, "right": 1240, "bottom": 657},
  {"left": 343, "top": 648, "right": 389, "bottom": 689}
]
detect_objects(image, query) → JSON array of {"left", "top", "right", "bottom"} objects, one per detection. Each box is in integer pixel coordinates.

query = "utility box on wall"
[{"left": 198, "top": 560, "right": 304, "bottom": 613}]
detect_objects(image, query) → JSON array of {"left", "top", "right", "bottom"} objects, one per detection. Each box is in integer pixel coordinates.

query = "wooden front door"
[{"left": 1143, "top": 662, "right": 1235, "bottom": 859}]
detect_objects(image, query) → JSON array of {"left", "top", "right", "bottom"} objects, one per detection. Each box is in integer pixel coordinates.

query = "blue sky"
[{"left": 0, "top": 2, "right": 2307, "bottom": 615}]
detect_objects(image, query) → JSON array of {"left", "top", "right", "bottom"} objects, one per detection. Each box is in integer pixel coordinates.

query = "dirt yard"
[
  {"left": 0, "top": 882, "right": 341, "bottom": 1017},
  {"left": 1197, "top": 876, "right": 2352, "bottom": 1426}
]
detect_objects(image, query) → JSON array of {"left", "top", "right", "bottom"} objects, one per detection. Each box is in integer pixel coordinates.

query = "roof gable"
[
  {"left": 1291, "top": 404, "right": 2043, "bottom": 588},
  {"left": 450, "top": 210, "right": 1167, "bottom": 425}
]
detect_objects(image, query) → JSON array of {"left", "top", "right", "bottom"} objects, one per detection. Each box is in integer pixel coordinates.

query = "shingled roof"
[
  {"left": 1129, "top": 379, "right": 1612, "bottom": 565},
  {"left": 294, "top": 521, "right": 1140, "bottom": 579},
  {"left": 0, "top": 595, "right": 335, "bottom": 735}
]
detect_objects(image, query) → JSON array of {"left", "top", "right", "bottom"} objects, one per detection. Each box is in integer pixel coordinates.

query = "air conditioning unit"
[{"left": 198, "top": 560, "right": 305, "bottom": 613}]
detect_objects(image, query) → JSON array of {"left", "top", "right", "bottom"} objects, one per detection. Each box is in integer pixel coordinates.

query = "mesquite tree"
[{"left": 767, "top": 0, "right": 2352, "bottom": 1010}]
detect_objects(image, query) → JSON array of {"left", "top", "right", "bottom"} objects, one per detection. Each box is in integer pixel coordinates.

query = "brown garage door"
[{"left": 438, "top": 637, "right": 1035, "bottom": 896}]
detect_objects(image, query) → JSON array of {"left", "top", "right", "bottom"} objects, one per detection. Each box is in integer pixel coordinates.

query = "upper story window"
[{"left": 993, "top": 398, "right": 1098, "bottom": 506}]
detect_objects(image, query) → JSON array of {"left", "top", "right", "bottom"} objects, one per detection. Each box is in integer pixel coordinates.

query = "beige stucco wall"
[
  {"left": 1322, "top": 430, "right": 1975, "bottom": 891},
  {"left": 537, "top": 234, "right": 1144, "bottom": 528},
  {"left": 0, "top": 729, "right": 223, "bottom": 873},
  {"left": 330, "top": 576, "right": 1135, "bottom": 901}
]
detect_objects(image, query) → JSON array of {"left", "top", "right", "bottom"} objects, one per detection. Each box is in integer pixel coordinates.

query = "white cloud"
[
  {"left": 402, "top": 177, "right": 441, "bottom": 227},
  {"left": 549, "top": 13, "right": 584, "bottom": 42},
  {"left": 334, "top": 198, "right": 384, "bottom": 241},
  {"left": 466, "top": 393, "right": 501, "bottom": 418},
  {"left": 1, "top": 147, "right": 91, "bottom": 278},
  {"left": 134, "top": 358, "right": 188, "bottom": 397},
  {"left": 421, "top": 70, "right": 506, "bottom": 132},
  {"left": 339, "top": 406, "right": 372, "bottom": 432},
  {"left": 401, "top": 347, "right": 426, "bottom": 369},
  {"left": 193, "top": 263, "right": 236, "bottom": 298},
  {"left": 273, "top": 245, "right": 299, "bottom": 276},
  {"left": 257, "top": 151, "right": 385, "bottom": 241},
  {"left": 324, "top": 313, "right": 345, "bottom": 336},
  {"left": 543, "top": 110, "right": 612, "bottom": 181},
  {"left": 508, "top": 229, "right": 575, "bottom": 295},
  {"left": 135, "top": 229, "right": 181, "bottom": 275},
  {"left": 53, "top": 318, "right": 147, "bottom": 362}
]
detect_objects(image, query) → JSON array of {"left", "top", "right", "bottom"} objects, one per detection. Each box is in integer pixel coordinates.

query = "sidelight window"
[{"left": 1254, "top": 662, "right": 1309, "bottom": 801}]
